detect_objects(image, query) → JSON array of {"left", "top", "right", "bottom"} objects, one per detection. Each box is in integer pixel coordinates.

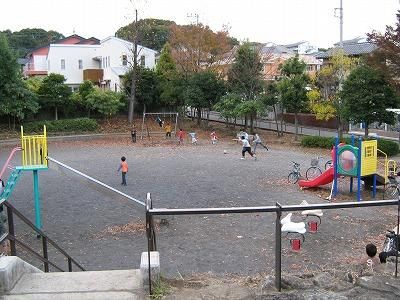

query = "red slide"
[{"left": 298, "top": 168, "right": 334, "bottom": 188}]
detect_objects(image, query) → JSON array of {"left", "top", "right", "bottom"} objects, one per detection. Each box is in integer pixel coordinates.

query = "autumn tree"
[
  {"left": 368, "top": 11, "right": 400, "bottom": 93},
  {"left": 168, "top": 23, "right": 233, "bottom": 76},
  {"left": 341, "top": 64, "right": 399, "bottom": 137}
]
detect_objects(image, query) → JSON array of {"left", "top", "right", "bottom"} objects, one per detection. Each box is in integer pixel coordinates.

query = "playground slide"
[{"left": 298, "top": 168, "right": 334, "bottom": 188}]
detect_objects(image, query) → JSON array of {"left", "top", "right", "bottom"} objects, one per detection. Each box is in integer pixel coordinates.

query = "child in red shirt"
[{"left": 177, "top": 129, "right": 185, "bottom": 145}]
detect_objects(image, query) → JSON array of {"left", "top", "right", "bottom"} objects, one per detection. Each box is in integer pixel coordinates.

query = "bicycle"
[
  {"left": 382, "top": 229, "right": 400, "bottom": 257},
  {"left": 288, "top": 161, "right": 301, "bottom": 184},
  {"left": 305, "top": 156, "right": 333, "bottom": 180},
  {"left": 384, "top": 176, "right": 400, "bottom": 199}
]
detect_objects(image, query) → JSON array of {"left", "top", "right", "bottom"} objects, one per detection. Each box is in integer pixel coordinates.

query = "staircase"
[
  {"left": 0, "top": 169, "right": 22, "bottom": 200},
  {"left": 2, "top": 266, "right": 146, "bottom": 299}
]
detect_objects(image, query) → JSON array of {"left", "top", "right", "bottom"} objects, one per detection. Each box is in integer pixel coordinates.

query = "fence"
[{"left": 145, "top": 194, "right": 400, "bottom": 294}]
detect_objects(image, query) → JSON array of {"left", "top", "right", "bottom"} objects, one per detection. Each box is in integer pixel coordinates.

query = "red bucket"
[
  {"left": 308, "top": 221, "right": 318, "bottom": 233},
  {"left": 291, "top": 239, "right": 301, "bottom": 251}
]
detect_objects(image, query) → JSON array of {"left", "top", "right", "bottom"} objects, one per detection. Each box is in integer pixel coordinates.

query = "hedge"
[
  {"left": 301, "top": 135, "right": 399, "bottom": 156},
  {"left": 22, "top": 118, "right": 98, "bottom": 133}
]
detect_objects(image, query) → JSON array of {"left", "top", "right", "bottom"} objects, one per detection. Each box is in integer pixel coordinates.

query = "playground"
[{"left": 0, "top": 128, "right": 398, "bottom": 280}]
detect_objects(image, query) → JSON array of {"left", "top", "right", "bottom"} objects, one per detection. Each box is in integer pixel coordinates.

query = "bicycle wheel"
[
  {"left": 306, "top": 166, "right": 322, "bottom": 180},
  {"left": 288, "top": 172, "right": 299, "bottom": 184},
  {"left": 384, "top": 184, "right": 400, "bottom": 199},
  {"left": 325, "top": 160, "right": 332, "bottom": 170}
]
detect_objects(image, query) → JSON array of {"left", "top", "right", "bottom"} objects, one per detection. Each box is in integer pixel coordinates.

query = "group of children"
[{"left": 235, "top": 131, "right": 269, "bottom": 160}]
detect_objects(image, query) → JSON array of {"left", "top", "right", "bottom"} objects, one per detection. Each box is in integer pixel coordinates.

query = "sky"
[{"left": 0, "top": 0, "right": 399, "bottom": 48}]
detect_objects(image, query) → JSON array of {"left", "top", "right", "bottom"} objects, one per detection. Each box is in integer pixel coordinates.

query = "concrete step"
[{"left": 3, "top": 269, "right": 146, "bottom": 300}]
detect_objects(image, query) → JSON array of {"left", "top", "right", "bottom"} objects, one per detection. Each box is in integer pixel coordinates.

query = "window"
[
  {"left": 140, "top": 55, "right": 145, "bottom": 66},
  {"left": 61, "top": 59, "right": 65, "bottom": 70},
  {"left": 122, "top": 55, "right": 127, "bottom": 66},
  {"left": 307, "top": 65, "right": 314, "bottom": 72},
  {"left": 108, "top": 56, "right": 111, "bottom": 67},
  {"left": 365, "top": 146, "right": 375, "bottom": 158},
  {"left": 78, "top": 59, "right": 83, "bottom": 69}
]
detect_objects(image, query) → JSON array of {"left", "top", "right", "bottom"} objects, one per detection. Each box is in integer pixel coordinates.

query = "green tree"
[
  {"left": 341, "top": 64, "right": 399, "bottom": 137},
  {"left": 213, "top": 93, "right": 242, "bottom": 128},
  {"left": 2, "top": 28, "right": 64, "bottom": 57},
  {"left": 259, "top": 82, "right": 282, "bottom": 136},
  {"left": 71, "top": 80, "right": 96, "bottom": 117},
  {"left": 0, "top": 34, "right": 39, "bottom": 128},
  {"left": 156, "top": 43, "right": 176, "bottom": 79},
  {"left": 116, "top": 19, "right": 174, "bottom": 51},
  {"left": 86, "top": 89, "right": 124, "bottom": 118},
  {"left": 184, "top": 71, "right": 226, "bottom": 126},
  {"left": 38, "top": 73, "right": 71, "bottom": 120},
  {"left": 277, "top": 55, "right": 309, "bottom": 141},
  {"left": 227, "top": 43, "right": 264, "bottom": 132}
]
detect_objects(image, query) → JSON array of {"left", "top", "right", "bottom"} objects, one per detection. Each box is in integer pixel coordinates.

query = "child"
[
  {"left": 131, "top": 127, "right": 137, "bottom": 143},
  {"left": 210, "top": 131, "right": 218, "bottom": 145},
  {"left": 238, "top": 136, "right": 256, "bottom": 160},
  {"left": 165, "top": 122, "right": 172, "bottom": 139},
  {"left": 253, "top": 133, "right": 268, "bottom": 153},
  {"left": 155, "top": 116, "right": 163, "bottom": 127},
  {"left": 188, "top": 132, "right": 198, "bottom": 145},
  {"left": 360, "top": 243, "right": 381, "bottom": 275},
  {"left": 117, "top": 156, "right": 128, "bottom": 186},
  {"left": 177, "top": 129, "right": 185, "bottom": 145}
]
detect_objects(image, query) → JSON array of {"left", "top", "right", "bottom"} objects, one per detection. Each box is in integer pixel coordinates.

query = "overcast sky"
[{"left": 1, "top": 0, "right": 398, "bottom": 48}]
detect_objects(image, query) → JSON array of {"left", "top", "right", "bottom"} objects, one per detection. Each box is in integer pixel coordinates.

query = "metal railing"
[
  {"left": 0, "top": 199, "right": 85, "bottom": 272},
  {"left": 145, "top": 194, "right": 400, "bottom": 294}
]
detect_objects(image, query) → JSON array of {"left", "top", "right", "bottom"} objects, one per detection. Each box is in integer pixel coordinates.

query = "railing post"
[
  {"left": 42, "top": 236, "right": 49, "bottom": 272},
  {"left": 275, "top": 202, "right": 282, "bottom": 292},
  {"left": 68, "top": 258, "right": 72, "bottom": 272},
  {"left": 395, "top": 196, "right": 400, "bottom": 278},
  {"left": 6, "top": 205, "right": 16, "bottom": 255},
  {"left": 146, "top": 193, "right": 152, "bottom": 295}
]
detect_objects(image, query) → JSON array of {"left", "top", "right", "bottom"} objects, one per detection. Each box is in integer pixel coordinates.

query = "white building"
[{"left": 24, "top": 35, "right": 158, "bottom": 92}]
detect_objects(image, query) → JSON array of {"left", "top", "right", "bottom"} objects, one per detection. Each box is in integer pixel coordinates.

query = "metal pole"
[
  {"left": 395, "top": 197, "right": 399, "bottom": 277},
  {"left": 146, "top": 193, "right": 152, "bottom": 295},
  {"left": 275, "top": 202, "right": 282, "bottom": 291},
  {"left": 339, "top": 0, "right": 343, "bottom": 48},
  {"left": 33, "top": 170, "right": 42, "bottom": 231},
  {"left": 7, "top": 206, "right": 16, "bottom": 255},
  {"left": 141, "top": 113, "right": 145, "bottom": 140},
  {"left": 357, "top": 138, "right": 362, "bottom": 201},
  {"left": 333, "top": 137, "right": 339, "bottom": 196}
]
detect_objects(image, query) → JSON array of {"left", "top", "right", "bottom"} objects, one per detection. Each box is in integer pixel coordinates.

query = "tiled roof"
[
  {"left": 261, "top": 44, "right": 294, "bottom": 55},
  {"left": 315, "top": 42, "right": 377, "bottom": 59}
]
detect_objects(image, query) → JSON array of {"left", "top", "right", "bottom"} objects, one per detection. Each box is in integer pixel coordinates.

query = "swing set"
[{"left": 140, "top": 112, "right": 179, "bottom": 139}]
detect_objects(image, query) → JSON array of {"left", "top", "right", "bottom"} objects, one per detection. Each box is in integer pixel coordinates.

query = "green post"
[{"left": 33, "top": 170, "right": 42, "bottom": 230}]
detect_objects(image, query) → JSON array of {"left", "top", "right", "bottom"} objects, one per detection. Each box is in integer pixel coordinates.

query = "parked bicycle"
[
  {"left": 305, "top": 156, "right": 333, "bottom": 180},
  {"left": 382, "top": 229, "right": 400, "bottom": 258},
  {"left": 288, "top": 161, "right": 301, "bottom": 184},
  {"left": 384, "top": 175, "right": 400, "bottom": 199}
]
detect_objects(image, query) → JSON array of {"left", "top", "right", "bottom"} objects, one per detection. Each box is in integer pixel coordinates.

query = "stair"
[
  {"left": 3, "top": 269, "right": 146, "bottom": 299},
  {"left": 0, "top": 169, "right": 22, "bottom": 200}
]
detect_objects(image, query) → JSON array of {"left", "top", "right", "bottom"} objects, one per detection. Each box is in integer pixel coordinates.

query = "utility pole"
[
  {"left": 334, "top": 0, "right": 344, "bottom": 138},
  {"left": 335, "top": 0, "right": 343, "bottom": 48},
  {"left": 128, "top": 9, "right": 138, "bottom": 124},
  {"left": 187, "top": 13, "right": 200, "bottom": 72}
]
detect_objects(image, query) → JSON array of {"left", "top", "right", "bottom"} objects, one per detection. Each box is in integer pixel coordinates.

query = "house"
[
  {"left": 261, "top": 43, "right": 322, "bottom": 80},
  {"left": 23, "top": 35, "right": 158, "bottom": 91},
  {"left": 315, "top": 37, "right": 377, "bottom": 64},
  {"left": 280, "top": 41, "right": 318, "bottom": 55}
]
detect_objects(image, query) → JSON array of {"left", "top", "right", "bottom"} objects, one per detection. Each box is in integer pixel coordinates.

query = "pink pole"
[{"left": 0, "top": 147, "right": 22, "bottom": 179}]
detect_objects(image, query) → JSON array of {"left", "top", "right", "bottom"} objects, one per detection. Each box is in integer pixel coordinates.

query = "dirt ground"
[{"left": 0, "top": 124, "right": 398, "bottom": 282}]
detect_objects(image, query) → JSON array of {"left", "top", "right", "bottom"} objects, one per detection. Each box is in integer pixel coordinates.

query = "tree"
[
  {"left": 227, "top": 43, "right": 264, "bottom": 132},
  {"left": 70, "top": 80, "right": 96, "bottom": 117},
  {"left": 0, "top": 34, "right": 39, "bottom": 128},
  {"left": 213, "top": 93, "right": 242, "bottom": 128},
  {"left": 259, "top": 82, "right": 282, "bottom": 136},
  {"left": 277, "top": 55, "right": 309, "bottom": 141},
  {"left": 168, "top": 23, "right": 233, "bottom": 75},
  {"left": 184, "top": 71, "right": 226, "bottom": 125},
  {"left": 2, "top": 28, "right": 64, "bottom": 57},
  {"left": 116, "top": 19, "right": 174, "bottom": 51},
  {"left": 341, "top": 64, "right": 399, "bottom": 137},
  {"left": 86, "top": 89, "right": 124, "bottom": 118},
  {"left": 37, "top": 73, "right": 71, "bottom": 120},
  {"left": 367, "top": 11, "right": 400, "bottom": 93}
]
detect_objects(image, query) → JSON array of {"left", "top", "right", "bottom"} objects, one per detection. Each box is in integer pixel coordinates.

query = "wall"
[{"left": 282, "top": 113, "right": 338, "bottom": 129}]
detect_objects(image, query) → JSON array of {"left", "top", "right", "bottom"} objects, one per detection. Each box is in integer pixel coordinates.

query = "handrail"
[
  {"left": 47, "top": 156, "right": 145, "bottom": 207},
  {"left": 377, "top": 149, "right": 388, "bottom": 181},
  {"left": 0, "top": 147, "right": 22, "bottom": 179},
  {"left": 1, "top": 200, "right": 85, "bottom": 272},
  {"left": 145, "top": 198, "right": 400, "bottom": 294}
]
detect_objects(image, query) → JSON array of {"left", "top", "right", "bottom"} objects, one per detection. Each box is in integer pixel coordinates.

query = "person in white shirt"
[
  {"left": 239, "top": 136, "right": 256, "bottom": 160},
  {"left": 253, "top": 133, "right": 269, "bottom": 154}
]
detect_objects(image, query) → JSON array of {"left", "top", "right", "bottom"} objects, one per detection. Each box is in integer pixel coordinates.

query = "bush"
[
  {"left": 23, "top": 118, "right": 98, "bottom": 133},
  {"left": 301, "top": 135, "right": 399, "bottom": 156}
]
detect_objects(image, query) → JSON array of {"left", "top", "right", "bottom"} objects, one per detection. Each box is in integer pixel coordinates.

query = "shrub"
[
  {"left": 301, "top": 135, "right": 399, "bottom": 156},
  {"left": 23, "top": 118, "right": 98, "bottom": 133}
]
